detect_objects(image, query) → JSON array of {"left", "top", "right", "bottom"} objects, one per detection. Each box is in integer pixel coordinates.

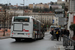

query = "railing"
[{"left": 63, "top": 35, "right": 75, "bottom": 50}]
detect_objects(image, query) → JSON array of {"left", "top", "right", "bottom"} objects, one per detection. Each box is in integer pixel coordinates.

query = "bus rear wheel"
[
  {"left": 41, "top": 37, "right": 44, "bottom": 39},
  {"left": 15, "top": 39, "right": 21, "bottom": 42}
]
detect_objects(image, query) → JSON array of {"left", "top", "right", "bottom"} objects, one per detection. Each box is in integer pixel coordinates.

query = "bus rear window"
[{"left": 14, "top": 17, "right": 29, "bottom": 22}]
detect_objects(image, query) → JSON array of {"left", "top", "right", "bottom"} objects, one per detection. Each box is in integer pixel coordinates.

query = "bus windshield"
[{"left": 14, "top": 17, "right": 29, "bottom": 22}]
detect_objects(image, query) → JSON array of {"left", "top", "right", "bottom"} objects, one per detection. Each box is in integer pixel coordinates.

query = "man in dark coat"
[
  {"left": 55, "top": 29, "right": 60, "bottom": 41},
  {"left": 63, "top": 29, "right": 67, "bottom": 35},
  {"left": 66, "top": 30, "right": 70, "bottom": 37},
  {"left": 50, "top": 29, "right": 55, "bottom": 40},
  {"left": 61, "top": 29, "right": 64, "bottom": 37}
]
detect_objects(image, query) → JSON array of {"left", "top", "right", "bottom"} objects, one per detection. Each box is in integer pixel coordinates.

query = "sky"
[{"left": 0, "top": 0, "right": 64, "bottom": 6}]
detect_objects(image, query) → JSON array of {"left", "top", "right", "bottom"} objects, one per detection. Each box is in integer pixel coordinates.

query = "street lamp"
[{"left": 20, "top": 0, "right": 25, "bottom": 16}]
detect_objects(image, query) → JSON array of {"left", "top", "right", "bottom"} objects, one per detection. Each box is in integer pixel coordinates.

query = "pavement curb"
[
  {"left": 58, "top": 45, "right": 65, "bottom": 50},
  {"left": 0, "top": 36, "right": 10, "bottom": 39}
]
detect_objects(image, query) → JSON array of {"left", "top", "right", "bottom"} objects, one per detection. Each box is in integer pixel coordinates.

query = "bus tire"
[
  {"left": 41, "top": 37, "right": 44, "bottom": 39},
  {"left": 15, "top": 39, "right": 21, "bottom": 42}
]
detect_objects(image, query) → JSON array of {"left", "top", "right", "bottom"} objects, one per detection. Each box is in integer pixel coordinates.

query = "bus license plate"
[{"left": 18, "top": 33, "right": 24, "bottom": 35}]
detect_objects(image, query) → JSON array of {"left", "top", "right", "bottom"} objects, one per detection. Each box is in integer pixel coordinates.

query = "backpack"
[{"left": 56, "top": 31, "right": 58, "bottom": 34}]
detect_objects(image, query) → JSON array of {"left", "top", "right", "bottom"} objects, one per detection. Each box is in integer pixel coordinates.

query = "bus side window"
[
  {"left": 37, "top": 22, "right": 39, "bottom": 30},
  {"left": 33, "top": 20, "right": 37, "bottom": 30}
]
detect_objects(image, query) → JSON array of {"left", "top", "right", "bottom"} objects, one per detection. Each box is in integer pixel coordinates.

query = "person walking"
[
  {"left": 50, "top": 29, "right": 55, "bottom": 40},
  {"left": 61, "top": 29, "right": 64, "bottom": 37},
  {"left": 63, "top": 29, "right": 67, "bottom": 35},
  {"left": 66, "top": 30, "right": 70, "bottom": 37},
  {"left": 55, "top": 29, "right": 60, "bottom": 41}
]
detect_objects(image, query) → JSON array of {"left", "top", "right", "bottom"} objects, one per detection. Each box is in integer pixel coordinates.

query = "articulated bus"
[{"left": 10, "top": 16, "right": 45, "bottom": 41}]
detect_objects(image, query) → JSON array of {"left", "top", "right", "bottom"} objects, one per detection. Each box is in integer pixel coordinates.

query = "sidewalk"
[
  {"left": 0, "top": 29, "right": 10, "bottom": 39},
  {"left": 46, "top": 31, "right": 65, "bottom": 50},
  {"left": 55, "top": 38, "right": 65, "bottom": 50}
]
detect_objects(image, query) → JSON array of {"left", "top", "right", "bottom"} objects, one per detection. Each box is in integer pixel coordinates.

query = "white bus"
[{"left": 10, "top": 16, "right": 44, "bottom": 41}]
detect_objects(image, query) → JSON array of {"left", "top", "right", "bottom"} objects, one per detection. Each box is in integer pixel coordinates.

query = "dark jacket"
[
  {"left": 61, "top": 30, "right": 64, "bottom": 35},
  {"left": 66, "top": 30, "right": 70, "bottom": 36},
  {"left": 50, "top": 30, "right": 54, "bottom": 35},
  {"left": 63, "top": 29, "right": 67, "bottom": 35},
  {"left": 55, "top": 30, "right": 60, "bottom": 36}
]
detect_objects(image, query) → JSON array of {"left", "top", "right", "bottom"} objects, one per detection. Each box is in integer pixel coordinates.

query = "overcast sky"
[{"left": 0, "top": 0, "right": 64, "bottom": 6}]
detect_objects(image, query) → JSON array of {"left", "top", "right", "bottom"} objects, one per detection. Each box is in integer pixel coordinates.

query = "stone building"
[{"left": 24, "top": 13, "right": 58, "bottom": 27}]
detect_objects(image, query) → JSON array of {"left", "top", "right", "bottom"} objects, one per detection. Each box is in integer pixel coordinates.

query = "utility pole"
[
  {"left": 41, "top": 16, "right": 42, "bottom": 22},
  {"left": 23, "top": 0, "right": 25, "bottom": 16}
]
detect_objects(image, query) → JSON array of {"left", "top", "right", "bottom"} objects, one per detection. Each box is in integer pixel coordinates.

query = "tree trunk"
[{"left": 3, "top": 22, "right": 5, "bottom": 36}]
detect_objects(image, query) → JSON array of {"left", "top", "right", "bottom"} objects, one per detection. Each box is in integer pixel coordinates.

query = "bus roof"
[{"left": 13, "top": 16, "right": 33, "bottom": 18}]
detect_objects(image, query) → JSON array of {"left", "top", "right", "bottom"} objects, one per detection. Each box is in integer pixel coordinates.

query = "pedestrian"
[
  {"left": 55, "top": 29, "right": 60, "bottom": 41},
  {"left": 66, "top": 30, "right": 70, "bottom": 37},
  {"left": 41, "top": 28, "right": 44, "bottom": 37},
  {"left": 50, "top": 29, "right": 55, "bottom": 40},
  {"left": 61, "top": 29, "right": 64, "bottom": 37},
  {"left": 63, "top": 29, "right": 67, "bottom": 35}
]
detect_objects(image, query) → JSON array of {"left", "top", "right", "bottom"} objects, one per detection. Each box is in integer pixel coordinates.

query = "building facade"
[
  {"left": 0, "top": 10, "right": 58, "bottom": 28},
  {"left": 51, "top": 5, "right": 62, "bottom": 9},
  {"left": 34, "top": 4, "right": 44, "bottom": 9},
  {"left": 29, "top": 4, "right": 33, "bottom": 9},
  {"left": 57, "top": 0, "right": 65, "bottom": 4},
  {"left": 69, "top": 0, "right": 75, "bottom": 12},
  {"left": 29, "top": 3, "right": 49, "bottom": 9},
  {"left": 67, "top": 0, "right": 75, "bottom": 37},
  {"left": 24, "top": 13, "right": 58, "bottom": 27}
]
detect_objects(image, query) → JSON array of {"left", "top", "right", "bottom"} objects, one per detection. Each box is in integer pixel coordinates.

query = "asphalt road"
[{"left": 0, "top": 32, "right": 63, "bottom": 50}]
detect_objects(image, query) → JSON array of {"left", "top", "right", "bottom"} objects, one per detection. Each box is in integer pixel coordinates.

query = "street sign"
[
  {"left": 55, "top": 9, "right": 64, "bottom": 17},
  {"left": 58, "top": 18, "right": 66, "bottom": 26},
  {"left": 52, "top": 20, "right": 54, "bottom": 23}
]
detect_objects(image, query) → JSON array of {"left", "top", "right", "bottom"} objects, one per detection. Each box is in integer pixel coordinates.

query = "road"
[{"left": 0, "top": 32, "right": 63, "bottom": 50}]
